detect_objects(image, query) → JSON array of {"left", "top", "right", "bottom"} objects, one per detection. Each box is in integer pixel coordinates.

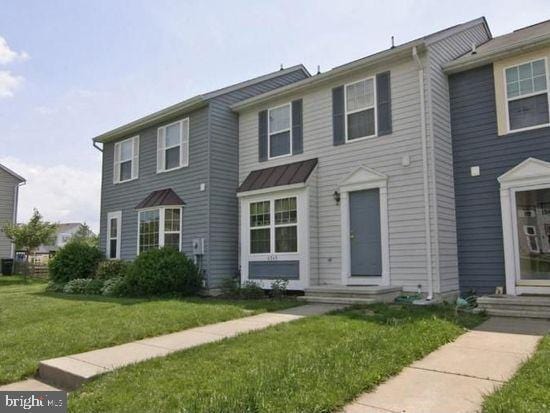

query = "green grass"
[
  {"left": 0, "top": 276, "right": 299, "bottom": 384},
  {"left": 69, "top": 304, "right": 485, "bottom": 413},
  {"left": 483, "top": 335, "right": 550, "bottom": 413}
]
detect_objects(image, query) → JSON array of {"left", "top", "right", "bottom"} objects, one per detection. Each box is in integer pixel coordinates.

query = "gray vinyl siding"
[
  {"left": 99, "top": 69, "right": 308, "bottom": 288},
  {"left": 426, "top": 22, "right": 490, "bottom": 293},
  {"left": 0, "top": 170, "right": 19, "bottom": 258},
  {"left": 450, "top": 64, "right": 550, "bottom": 295}
]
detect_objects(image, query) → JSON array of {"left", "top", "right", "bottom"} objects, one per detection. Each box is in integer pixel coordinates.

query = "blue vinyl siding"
[{"left": 450, "top": 64, "right": 550, "bottom": 295}]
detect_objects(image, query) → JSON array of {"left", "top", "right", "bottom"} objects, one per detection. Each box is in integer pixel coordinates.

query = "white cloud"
[
  {"left": 0, "top": 36, "right": 29, "bottom": 64},
  {"left": 0, "top": 157, "right": 100, "bottom": 232},
  {"left": 0, "top": 70, "right": 23, "bottom": 98}
]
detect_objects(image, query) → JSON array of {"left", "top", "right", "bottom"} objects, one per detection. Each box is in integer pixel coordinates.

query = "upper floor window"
[
  {"left": 113, "top": 136, "right": 139, "bottom": 184},
  {"left": 346, "top": 77, "right": 376, "bottom": 140},
  {"left": 268, "top": 104, "right": 292, "bottom": 159},
  {"left": 505, "top": 59, "right": 549, "bottom": 132},
  {"left": 157, "top": 119, "right": 189, "bottom": 173}
]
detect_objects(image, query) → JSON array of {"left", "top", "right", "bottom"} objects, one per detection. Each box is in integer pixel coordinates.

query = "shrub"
[
  {"left": 270, "top": 279, "right": 289, "bottom": 299},
  {"left": 95, "top": 260, "right": 129, "bottom": 280},
  {"left": 220, "top": 276, "right": 240, "bottom": 297},
  {"left": 100, "top": 276, "right": 127, "bottom": 297},
  {"left": 84, "top": 278, "right": 104, "bottom": 295},
  {"left": 49, "top": 241, "right": 103, "bottom": 283},
  {"left": 63, "top": 278, "right": 92, "bottom": 294},
  {"left": 45, "top": 281, "right": 65, "bottom": 293},
  {"left": 124, "top": 247, "right": 202, "bottom": 296},
  {"left": 240, "top": 280, "right": 265, "bottom": 299}
]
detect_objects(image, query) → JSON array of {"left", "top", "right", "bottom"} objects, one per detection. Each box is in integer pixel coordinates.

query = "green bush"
[
  {"left": 220, "top": 276, "right": 240, "bottom": 297},
  {"left": 84, "top": 279, "right": 104, "bottom": 295},
  {"left": 100, "top": 277, "right": 126, "bottom": 297},
  {"left": 95, "top": 260, "right": 129, "bottom": 280},
  {"left": 63, "top": 278, "right": 92, "bottom": 294},
  {"left": 270, "top": 279, "right": 289, "bottom": 299},
  {"left": 49, "top": 242, "right": 103, "bottom": 283},
  {"left": 124, "top": 248, "right": 202, "bottom": 296},
  {"left": 240, "top": 280, "right": 265, "bottom": 299},
  {"left": 45, "top": 281, "right": 65, "bottom": 293}
]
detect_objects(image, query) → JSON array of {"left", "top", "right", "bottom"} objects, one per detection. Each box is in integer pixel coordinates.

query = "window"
[
  {"left": 524, "top": 225, "right": 540, "bottom": 253},
  {"left": 505, "top": 59, "right": 549, "bottom": 131},
  {"left": 249, "top": 196, "right": 298, "bottom": 254},
  {"left": 138, "top": 207, "right": 181, "bottom": 253},
  {"left": 113, "top": 136, "right": 139, "bottom": 183},
  {"left": 107, "top": 211, "right": 121, "bottom": 259},
  {"left": 346, "top": 78, "right": 376, "bottom": 140},
  {"left": 157, "top": 119, "right": 189, "bottom": 172},
  {"left": 268, "top": 104, "right": 291, "bottom": 159}
]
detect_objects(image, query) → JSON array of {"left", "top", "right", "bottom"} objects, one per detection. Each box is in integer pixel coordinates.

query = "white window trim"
[
  {"left": 106, "top": 211, "right": 122, "bottom": 260},
  {"left": 113, "top": 136, "right": 139, "bottom": 184},
  {"left": 267, "top": 103, "right": 292, "bottom": 160},
  {"left": 157, "top": 118, "right": 190, "bottom": 173},
  {"left": 344, "top": 76, "right": 378, "bottom": 143},
  {"left": 136, "top": 206, "right": 182, "bottom": 254},
  {"left": 503, "top": 57, "right": 550, "bottom": 134}
]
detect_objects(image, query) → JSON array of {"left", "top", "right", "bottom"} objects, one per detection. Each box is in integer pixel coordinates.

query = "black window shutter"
[
  {"left": 258, "top": 110, "right": 268, "bottom": 162},
  {"left": 332, "top": 86, "right": 345, "bottom": 145},
  {"left": 291, "top": 99, "right": 303, "bottom": 154},
  {"left": 376, "top": 71, "right": 392, "bottom": 136}
]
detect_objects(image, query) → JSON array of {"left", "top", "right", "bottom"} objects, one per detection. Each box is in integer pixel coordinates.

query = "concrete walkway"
[
  {"left": 0, "top": 303, "right": 341, "bottom": 392},
  {"left": 343, "top": 317, "right": 550, "bottom": 413}
]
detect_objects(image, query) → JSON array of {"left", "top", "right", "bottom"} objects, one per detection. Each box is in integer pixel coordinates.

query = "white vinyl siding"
[
  {"left": 157, "top": 119, "right": 189, "bottom": 173},
  {"left": 113, "top": 136, "right": 139, "bottom": 184}
]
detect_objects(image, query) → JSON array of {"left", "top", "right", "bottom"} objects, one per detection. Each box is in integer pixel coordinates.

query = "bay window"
[
  {"left": 138, "top": 207, "right": 181, "bottom": 253},
  {"left": 346, "top": 77, "right": 376, "bottom": 140}
]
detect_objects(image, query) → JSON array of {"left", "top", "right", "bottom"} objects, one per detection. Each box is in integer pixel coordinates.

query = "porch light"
[{"left": 333, "top": 190, "right": 341, "bottom": 204}]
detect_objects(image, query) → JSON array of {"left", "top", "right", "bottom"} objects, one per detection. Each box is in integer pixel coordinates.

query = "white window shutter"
[
  {"left": 132, "top": 136, "right": 139, "bottom": 179},
  {"left": 113, "top": 142, "right": 120, "bottom": 184},
  {"left": 157, "top": 127, "right": 165, "bottom": 172},
  {"left": 181, "top": 119, "right": 189, "bottom": 167}
]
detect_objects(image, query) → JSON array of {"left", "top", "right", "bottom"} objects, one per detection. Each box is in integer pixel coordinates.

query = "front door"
[{"left": 349, "top": 189, "right": 382, "bottom": 276}]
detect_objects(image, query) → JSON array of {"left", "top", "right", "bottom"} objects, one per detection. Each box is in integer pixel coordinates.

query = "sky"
[{"left": 1, "top": 0, "right": 550, "bottom": 233}]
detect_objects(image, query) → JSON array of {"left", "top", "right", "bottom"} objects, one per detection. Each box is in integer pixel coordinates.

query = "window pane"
[
  {"left": 110, "top": 218, "right": 117, "bottom": 237},
  {"left": 275, "top": 197, "right": 297, "bottom": 224},
  {"left": 519, "top": 63, "right": 532, "bottom": 80},
  {"left": 164, "top": 208, "right": 180, "bottom": 232},
  {"left": 519, "top": 78, "right": 533, "bottom": 95},
  {"left": 165, "top": 123, "right": 181, "bottom": 147},
  {"left": 250, "top": 201, "right": 270, "bottom": 227},
  {"left": 269, "top": 131, "right": 291, "bottom": 158},
  {"left": 251, "top": 228, "right": 270, "bottom": 253},
  {"left": 269, "top": 105, "right": 290, "bottom": 134},
  {"left": 534, "top": 75, "right": 547, "bottom": 92},
  {"left": 506, "top": 67, "right": 519, "bottom": 83},
  {"left": 507, "top": 81, "right": 519, "bottom": 98},
  {"left": 347, "top": 108, "right": 375, "bottom": 139},
  {"left": 275, "top": 226, "right": 297, "bottom": 253},
  {"left": 164, "top": 233, "right": 180, "bottom": 250},
  {"left": 509, "top": 94, "right": 549, "bottom": 130},
  {"left": 109, "top": 240, "right": 117, "bottom": 259},
  {"left": 346, "top": 79, "right": 374, "bottom": 112},
  {"left": 120, "top": 160, "right": 132, "bottom": 181},
  {"left": 533, "top": 59, "right": 546, "bottom": 77},
  {"left": 139, "top": 210, "right": 160, "bottom": 253},
  {"left": 165, "top": 146, "right": 180, "bottom": 170},
  {"left": 120, "top": 140, "right": 133, "bottom": 161}
]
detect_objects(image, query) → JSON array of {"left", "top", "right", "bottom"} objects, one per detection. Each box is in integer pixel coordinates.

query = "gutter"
[{"left": 412, "top": 46, "right": 434, "bottom": 301}]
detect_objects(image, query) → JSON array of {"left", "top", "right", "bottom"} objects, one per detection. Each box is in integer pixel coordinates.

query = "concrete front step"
[
  {"left": 302, "top": 285, "right": 402, "bottom": 304},
  {"left": 478, "top": 295, "right": 550, "bottom": 319},
  {"left": 297, "top": 296, "right": 378, "bottom": 305}
]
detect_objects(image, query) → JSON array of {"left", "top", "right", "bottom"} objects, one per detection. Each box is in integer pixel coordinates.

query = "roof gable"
[{"left": 0, "top": 163, "right": 25, "bottom": 183}]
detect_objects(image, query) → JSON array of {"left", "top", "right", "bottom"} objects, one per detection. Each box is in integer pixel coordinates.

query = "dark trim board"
[{"left": 248, "top": 261, "right": 300, "bottom": 280}]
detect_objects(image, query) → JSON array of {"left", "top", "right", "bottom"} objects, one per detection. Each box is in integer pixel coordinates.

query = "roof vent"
[
  {"left": 391, "top": 36, "right": 395, "bottom": 49},
  {"left": 316, "top": 65, "right": 321, "bottom": 75},
  {"left": 471, "top": 43, "right": 477, "bottom": 55},
  {"left": 280, "top": 64, "right": 284, "bottom": 71}
]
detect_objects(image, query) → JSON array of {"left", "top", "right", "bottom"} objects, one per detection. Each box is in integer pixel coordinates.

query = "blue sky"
[{"left": 1, "top": 0, "right": 549, "bottom": 232}]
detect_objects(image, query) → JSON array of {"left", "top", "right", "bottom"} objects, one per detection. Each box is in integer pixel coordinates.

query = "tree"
[
  {"left": 71, "top": 223, "right": 98, "bottom": 247},
  {"left": 3, "top": 209, "right": 57, "bottom": 278}
]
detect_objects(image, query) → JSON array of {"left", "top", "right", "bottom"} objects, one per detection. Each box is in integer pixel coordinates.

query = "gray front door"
[{"left": 350, "top": 188, "right": 382, "bottom": 276}]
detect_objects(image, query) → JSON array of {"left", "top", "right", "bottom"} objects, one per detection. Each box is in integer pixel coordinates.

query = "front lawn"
[
  {"left": 483, "top": 335, "right": 550, "bottom": 413},
  {"left": 70, "top": 304, "right": 485, "bottom": 413},
  {"left": 0, "top": 276, "right": 299, "bottom": 384}
]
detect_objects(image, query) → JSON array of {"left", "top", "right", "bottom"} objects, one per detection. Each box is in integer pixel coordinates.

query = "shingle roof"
[
  {"left": 238, "top": 159, "right": 318, "bottom": 193},
  {"left": 135, "top": 189, "right": 185, "bottom": 209},
  {"left": 445, "top": 19, "right": 550, "bottom": 74}
]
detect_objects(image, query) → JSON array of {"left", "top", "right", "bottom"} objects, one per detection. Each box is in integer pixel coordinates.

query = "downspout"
[
  {"left": 11, "top": 181, "right": 26, "bottom": 258},
  {"left": 412, "top": 46, "right": 433, "bottom": 301}
]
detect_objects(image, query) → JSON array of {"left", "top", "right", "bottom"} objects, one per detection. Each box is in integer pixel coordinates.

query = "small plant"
[
  {"left": 270, "top": 279, "right": 289, "bottom": 299},
  {"left": 220, "top": 276, "right": 240, "bottom": 297},
  {"left": 49, "top": 241, "right": 103, "bottom": 283},
  {"left": 239, "top": 280, "right": 265, "bottom": 299},
  {"left": 84, "top": 279, "right": 104, "bottom": 295},
  {"left": 100, "top": 276, "right": 127, "bottom": 297},
  {"left": 63, "top": 278, "right": 93, "bottom": 294},
  {"left": 95, "top": 260, "right": 129, "bottom": 280}
]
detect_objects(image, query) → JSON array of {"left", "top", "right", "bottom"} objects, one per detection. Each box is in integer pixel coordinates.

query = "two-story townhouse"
[
  {"left": 0, "top": 163, "right": 25, "bottom": 263},
  {"left": 232, "top": 18, "right": 491, "bottom": 302},
  {"left": 447, "top": 20, "right": 550, "bottom": 300},
  {"left": 93, "top": 66, "right": 309, "bottom": 289}
]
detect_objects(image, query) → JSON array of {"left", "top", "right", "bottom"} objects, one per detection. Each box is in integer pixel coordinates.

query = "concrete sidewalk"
[
  {"left": 0, "top": 303, "right": 341, "bottom": 392},
  {"left": 343, "top": 317, "right": 549, "bottom": 413}
]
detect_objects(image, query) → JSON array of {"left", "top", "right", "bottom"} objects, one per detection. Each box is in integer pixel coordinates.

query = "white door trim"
[
  {"left": 339, "top": 166, "right": 390, "bottom": 286},
  {"left": 499, "top": 157, "right": 550, "bottom": 295}
]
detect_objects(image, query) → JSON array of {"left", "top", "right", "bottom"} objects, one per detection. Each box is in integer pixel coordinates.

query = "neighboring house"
[
  {"left": 232, "top": 18, "right": 491, "bottom": 299},
  {"left": 0, "top": 163, "right": 25, "bottom": 260},
  {"left": 447, "top": 20, "right": 550, "bottom": 296},
  {"left": 94, "top": 66, "right": 310, "bottom": 289},
  {"left": 35, "top": 223, "right": 93, "bottom": 254}
]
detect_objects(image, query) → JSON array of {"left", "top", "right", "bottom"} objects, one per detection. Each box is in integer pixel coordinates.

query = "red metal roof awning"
[{"left": 135, "top": 188, "right": 185, "bottom": 209}]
